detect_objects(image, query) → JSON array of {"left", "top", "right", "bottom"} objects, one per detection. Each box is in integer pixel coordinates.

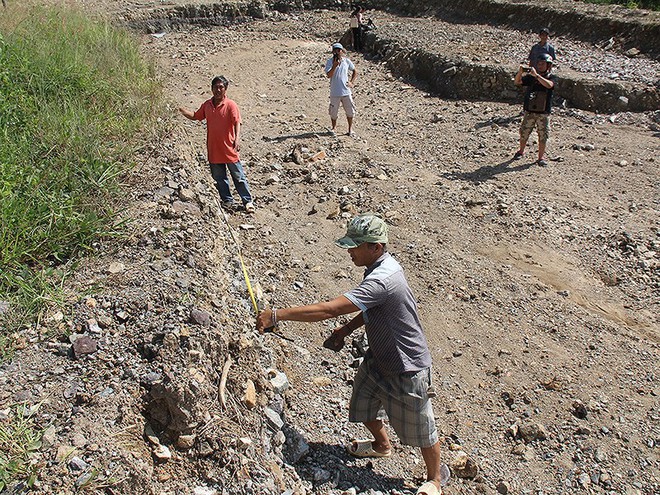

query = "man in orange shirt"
[{"left": 180, "top": 75, "right": 255, "bottom": 213}]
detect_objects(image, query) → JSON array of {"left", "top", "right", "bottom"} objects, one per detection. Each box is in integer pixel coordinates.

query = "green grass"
[
  {"left": 0, "top": 404, "right": 42, "bottom": 492},
  {"left": 0, "top": 7, "right": 160, "bottom": 335},
  {"left": 580, "top": 0, "right": 659, "bottom": 10}
]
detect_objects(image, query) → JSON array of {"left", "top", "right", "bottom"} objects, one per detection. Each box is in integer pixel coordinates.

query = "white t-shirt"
[{"left": 324, "top": 57, "right": 355, "bottom": 97}]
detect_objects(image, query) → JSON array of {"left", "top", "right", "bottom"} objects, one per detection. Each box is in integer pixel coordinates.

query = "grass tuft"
[{"left": 0, "top": 404, "right": 43, "bottom": 492}]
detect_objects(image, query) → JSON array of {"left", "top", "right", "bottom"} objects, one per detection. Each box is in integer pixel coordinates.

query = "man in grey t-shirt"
[
  {"left": 324, "top": 43, "right": 358, "bottom": 136},
  {"left": 256, "top": 214, "right": 445, "bottom": 495}
]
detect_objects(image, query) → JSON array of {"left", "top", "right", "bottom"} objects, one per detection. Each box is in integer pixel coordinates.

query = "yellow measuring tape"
[{"left": 216, "top": 198, "right": 260, "bottom": 315}]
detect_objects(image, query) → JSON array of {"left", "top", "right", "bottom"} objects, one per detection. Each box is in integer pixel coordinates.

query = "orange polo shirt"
[{"left": 193, "top": 97, "right": 241, "bottom": 164}]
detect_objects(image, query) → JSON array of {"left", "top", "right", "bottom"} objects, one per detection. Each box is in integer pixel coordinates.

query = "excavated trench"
[{"left": 123, "top": 0, "right": 659, "bottom": 113}]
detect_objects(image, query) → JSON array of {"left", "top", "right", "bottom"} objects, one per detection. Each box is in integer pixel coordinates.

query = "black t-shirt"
[{"left": 522, "top": 73, "right": 556, "bottom": 114}]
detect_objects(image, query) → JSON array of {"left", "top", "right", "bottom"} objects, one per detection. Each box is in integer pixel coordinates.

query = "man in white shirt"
[{"left": 324, "top": 43, "right": 358, "bottom": 136}]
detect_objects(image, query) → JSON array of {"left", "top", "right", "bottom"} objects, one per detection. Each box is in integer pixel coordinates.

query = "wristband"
[{"left": 271, "top": 308, "right": 278, "bottom": 327}]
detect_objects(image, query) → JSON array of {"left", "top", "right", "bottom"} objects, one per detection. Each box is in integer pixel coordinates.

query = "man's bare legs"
[
  {"left": 420, "top": 441, "right": 443, "bottom": 491},
  {"left": 347, "top": 116, "right": 354, "bottom": 135},
  {"left": 362, "top": 419, "right": 391, "bottom": 453},
  {"left": 538, "top": 140, "right": 547, "bottom": 161}
]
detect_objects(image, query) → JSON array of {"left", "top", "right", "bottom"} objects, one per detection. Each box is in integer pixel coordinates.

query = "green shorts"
[{"left": 349, "top": 355, "right": 438, "bottom": 448}]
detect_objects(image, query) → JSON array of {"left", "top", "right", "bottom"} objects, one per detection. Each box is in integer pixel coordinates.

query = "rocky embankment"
[{"left": 1, "top": 2, "right": 658, "bottom": 495}]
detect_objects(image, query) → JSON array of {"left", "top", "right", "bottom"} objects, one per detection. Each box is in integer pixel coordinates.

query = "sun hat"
[
  {"left": 335, "top": 214, "right": 389, "bottom": 249},
  {"left": 332, "top": 42, "right": 345, "bottom": 51}
]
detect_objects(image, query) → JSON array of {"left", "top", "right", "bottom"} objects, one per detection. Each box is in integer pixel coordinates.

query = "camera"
[{"left": 521, "top": 66, "right": 531, "bottom": 73}]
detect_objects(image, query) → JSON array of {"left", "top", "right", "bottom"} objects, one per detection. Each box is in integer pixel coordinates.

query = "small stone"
[
  {"left": 496, "top": 481, "right": 510, "bottom": 494},
  {"left": 617, "top": 160, "right": 628, "bottom": 167},
  {"left": 268, "top": 370, "right": 290, "bottom": 394},
  {"left": 265, "top": 175, "right": 280, "bottom": 185},
  {"left": 449, "top": 451, "right": 479, "bottom": 479},
  {"left": 72, "top": 336, "right": 97, "bottom": 358},
  {"left": 310, "top": 150, "right": 326, "bottom": 161},
  {"left": 190, "top": 309, "right": 211, "bottom": 326},
  {"left": 243, "top": 380, "right": 257, "bottom": 409},
  {"left": 68, "top": 456, "right": 88, "bottom": 471},
  {"left": 338, "top": 186, "right": 351, "bottom": 195},
  {"left": 518, "top": 423, "right": 547, "bottom": 443},
  {"left": 178, "top": 188, "right": 196, "bottom": 201},
  {"left": 107, "top": 262, "right": 125, "bottom": 274},
  {"left": 86, "top": 319, "right": 102, "bottom": 334},
  {"left": 265, "top": 407, "right": 284, "bottom": 430},
  {"left": 152, "top": 444, "right": 172, "bottom": 462},
  {"left": 571, "top": 400, "right": 588, "bottom": 419},
  {"left": 176, "top": 434, "right": 196, "bottom": 449},
  {"left": 578, "top": 472, "right": 590, "bottom": 487},
  {"left": 312, "top": 377, "right": 332, "bottom": 387}
]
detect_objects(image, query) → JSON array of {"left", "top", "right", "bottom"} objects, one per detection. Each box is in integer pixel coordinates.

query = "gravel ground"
[{"left": 1, "top": 3, "right": 658, "bottom": 495}]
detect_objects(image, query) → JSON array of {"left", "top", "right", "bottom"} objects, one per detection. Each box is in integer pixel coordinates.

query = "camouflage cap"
[{"left": 335, "top": 214, "right": 388, "bottom": 249}]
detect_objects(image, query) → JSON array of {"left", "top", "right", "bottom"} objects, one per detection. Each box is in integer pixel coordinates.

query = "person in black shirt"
[{"left": 513, "top": 53, "right": 556, "bottom": 167}]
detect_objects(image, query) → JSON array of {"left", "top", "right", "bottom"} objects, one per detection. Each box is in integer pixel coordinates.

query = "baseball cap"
[
  {"left": 332, "top": 42, "right": 345, "bottom": 51},
  {"left": 335, "top": 214, "right": 389, "bottom": 249},
  {"left": 539, "top": 53, "right": 553, "bottom": 63},
  {"left": 539, "top": 27, "right": 550, "bottom": 35}
]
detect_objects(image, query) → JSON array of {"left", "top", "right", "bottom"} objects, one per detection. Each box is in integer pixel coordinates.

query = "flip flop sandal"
[
  {"left": 416, "top": 481, "right": 441, "bottom": 495},
  {"left": 346, "top": 439, "right": 391, "bottom": 458}
]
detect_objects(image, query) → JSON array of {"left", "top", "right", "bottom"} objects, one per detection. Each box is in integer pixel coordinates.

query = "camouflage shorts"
[{"left": 520, "top": 111, "right": 550, "bottom": 143}]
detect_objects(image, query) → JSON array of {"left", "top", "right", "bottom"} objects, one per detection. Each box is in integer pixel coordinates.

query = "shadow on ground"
[
  {"left": 442, "top": 158, "right": 537, "bottom": 183},
  {"left": 291, "top": 441, "right": 413, "bottom": 493}
]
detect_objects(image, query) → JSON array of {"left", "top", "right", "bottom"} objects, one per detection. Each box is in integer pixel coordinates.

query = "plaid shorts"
[
  {"left": 519, "top": 111, "right": 550, "bottom": 143},
  {"left": 349, "top": 355, "right": 438, "bottom": 448}
]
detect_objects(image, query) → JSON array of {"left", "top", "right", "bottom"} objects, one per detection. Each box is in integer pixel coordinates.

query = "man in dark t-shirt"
[
  {"left": 513, "top": 53, "right": 556, "bottom": 167},
  {"left": 528, "top": 27, "right": 556, "bottom": 66}
]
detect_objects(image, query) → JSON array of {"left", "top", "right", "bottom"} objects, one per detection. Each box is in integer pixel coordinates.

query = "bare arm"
[
  {"left": 533, "top": 71, "right": 554, "bottom": 89},
  {"left": 179, "top": 107, "right": 196, "bottom": 120},
  {"left": 326, "top": 58, "right": 340, "bottom": 78},
  {"left": 514, "top": 66, "right": 525, "bottom": 86},
  {"left": 233, "top": 121, "right": 241, "bottom": 151},
  {"left": 256, "top": 295, "right": 359, "bottom": 332},
  {"left": 349, "top": 67, "right": 358, "bottom": 86}
]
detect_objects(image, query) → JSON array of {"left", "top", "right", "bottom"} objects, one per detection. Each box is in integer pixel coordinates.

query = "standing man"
[
  {"left": 257, "top": 214, "right": 444, "bottom": 495},
  {"left": 513, "top": 53, "right": 556, "bottom": 167},
  {"left": 325, "top": 43, "right": 358, "bottom": 137},
  {"left": 528, "top": 27, "right": 556, "bottom": 66},
  {"left": 179, "top": 75, "right": 255, "bottom": 213}
]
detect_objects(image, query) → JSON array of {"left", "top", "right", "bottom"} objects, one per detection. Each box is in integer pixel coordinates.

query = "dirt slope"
[{"left": 1, "top": 4, "right": 658, "bottom": 495}]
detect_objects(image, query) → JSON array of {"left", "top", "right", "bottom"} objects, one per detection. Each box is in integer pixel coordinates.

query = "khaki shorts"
[
  {"left": 349, "top": 355, "right": 438, "bottom": 448},
  {"left": 520, "top": 111, "right": 550, "bottom": 144},
  {"left": 329, "top": 95, "right": 356, "bottom": 119}
]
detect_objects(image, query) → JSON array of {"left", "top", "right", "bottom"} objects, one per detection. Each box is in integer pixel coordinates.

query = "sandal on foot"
[
  {"left": 417, "top": 481, "right": 442, "bottom": 495},
  {"left": 346, "top": 439, "right": 391, "bottom": 458},
  {"left": 513, "top": 150, "right": 524, "bottom": 160}
]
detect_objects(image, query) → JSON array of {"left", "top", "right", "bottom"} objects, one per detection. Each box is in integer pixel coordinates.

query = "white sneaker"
[{"left": 244, "top": 202, "right": 255, "bottom": 213}]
